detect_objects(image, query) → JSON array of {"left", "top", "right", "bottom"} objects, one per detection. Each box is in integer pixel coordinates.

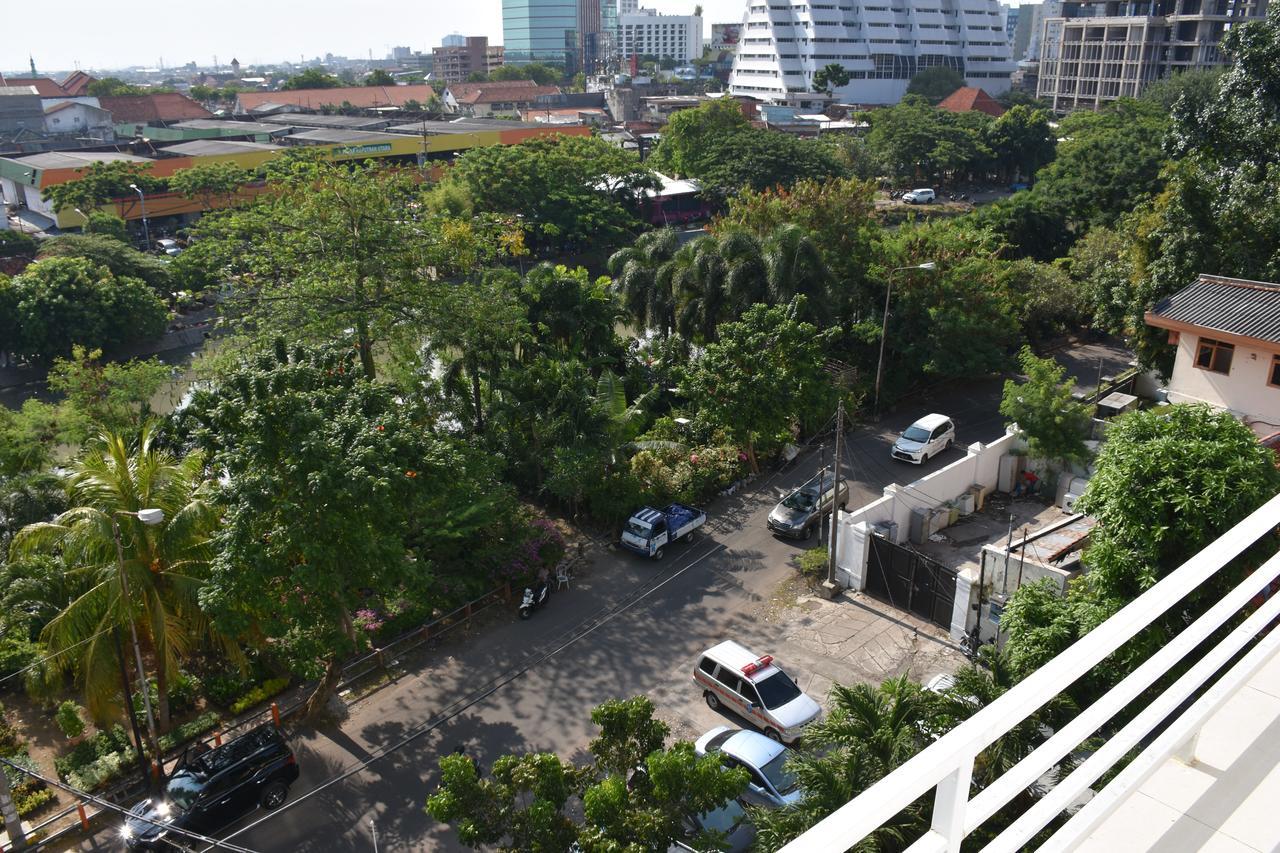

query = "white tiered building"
[{"left": 728, "top": 0, "right": 1016, "bottom": 107}]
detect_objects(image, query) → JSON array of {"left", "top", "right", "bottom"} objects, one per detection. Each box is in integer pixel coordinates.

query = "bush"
[
  {"left": 0, "top": 636, "right": 41, "bottom": 685},
  {"left": 166, "top": 670, "right": 202, "bottom": 715},
  {"left": 203, "top": 670, "right": 253, "bottom": 709},
  {"left": 157, "top": 711, "right": 221, "bottom": 753},
  {"left": 55, "top": 701, "right": 85, "bottom": 739},
  {"left": 15, "top": 786, "right": 55, "bottom": 816},
  {"left": 55, "top": 725, "right": 136, "bottom": 792},
  {"left": 2, "top": 752, "right": 53, "bottom": 816},
  {"left": 795, "top": 547, "right": 829, "bottom": 579},
  {"left": 0, "top": 230, "right": 38, "bottom": 258},
  {"left": 229, "top": 677, "right": 291, "bottom": 716}
]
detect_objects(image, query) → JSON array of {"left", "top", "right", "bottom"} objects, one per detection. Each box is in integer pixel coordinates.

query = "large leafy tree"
[
  {"left": 905, "top": 66, "right": 966, "bottom": 104},
  {"left": 183, "top": 343, "right": 507, "bottom": 719},
  {"left": 682, "top": 298, "right": 835, "bottom": 470},
  {"left": 999, "top": 346, "right": 1093, "bottom": 464},
  {"left": 37, "top": 233, "right": 172, "bottom": 294},
  {"left": 427, "top": 696, "right": 748, "bottom": 852},
  {"left": 10, "top": 428, "right": 228, "bottom": 732},
  {"left": 649, "top": 98, "right": 751, "bottom": 179},
  {"left": 812, "top": 63, "right": 851, "bottom": 96},
  {"left": 1, "top": 257, "right": 167, "bottom": 362},
  {"left": 280, "top": 68, "right": 341, "bottom": 89},
  {"left": 983, "top": 105, "right": 1057, "bottom": 183},
  {"left": 445, "top": 135, "right": 656, "bottom": 253},
  {"left": 1002, "top": 405, "right": 1280, "bottom": 693},
  {"left": 41, "top": 161, "right": 165, "bottom": 214},
  {"left": 168, "top": 162, "right": 252, "bottom": 212}
]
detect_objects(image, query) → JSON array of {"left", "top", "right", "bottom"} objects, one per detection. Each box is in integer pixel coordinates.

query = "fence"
[{"left": 780, "top": 490, "right": 1280, "bottom": 853}]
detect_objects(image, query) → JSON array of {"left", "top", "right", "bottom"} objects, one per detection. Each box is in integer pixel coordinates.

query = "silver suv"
[{"left": 767, "top": 471, "right": 849, "bottom": 540}]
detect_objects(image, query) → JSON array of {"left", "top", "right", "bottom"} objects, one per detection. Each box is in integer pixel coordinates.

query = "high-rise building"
[
  {"left": 432, "top": 36, "right": 506, "bottom": 83},
  {"left": 618, "top": 9, "right": 704, "bottom": 63},
  {"left": 727, "top": 0, "right": 1015, "bottom": 107},
  {"left": 504, "top": 0, "right": 584, "bottom": 68},
  {"left": 442, "top": 34, "right": 468, "bottom": 48},
  {"left": 1037, "top": 0, "right": 1267, "bottom": 111}
]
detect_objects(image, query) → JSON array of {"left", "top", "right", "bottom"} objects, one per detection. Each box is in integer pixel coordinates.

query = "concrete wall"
[{"left": 1166, "top": 333, "right": 1280, "bottom": 428}]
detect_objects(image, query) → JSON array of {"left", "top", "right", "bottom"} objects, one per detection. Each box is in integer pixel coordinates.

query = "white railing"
[{"left": 781, "top": 491, "right": 1280, "bottom": 853}]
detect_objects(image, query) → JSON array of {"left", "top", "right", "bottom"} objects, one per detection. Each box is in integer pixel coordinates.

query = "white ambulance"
[{"left": 692, "top": 641, "right": 821, "bottom": 744}]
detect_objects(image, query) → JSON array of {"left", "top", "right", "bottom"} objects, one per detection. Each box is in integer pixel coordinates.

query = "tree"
[
  {"left": 41, "top": 161, "right": 165, "bottom": 215},
  {"left": 965, "top": 191, "right": 1071, "bottom": 262},
  {"left": 812, "top": 63, "right": 851, "bottom": 96},
  {"left": 608, "top": 227, "right": 681, "bottom": 336},
  {"left": 168, "top": 162, "right": 252, "bottom": 211},
  {"left": 10, "top": 428, "right": 230, "bottom": 732},
  {"left": 1139, "top": 67, "right": 1224, "bottom": 113},
  {"left": 999, "top": 346, "right": 1092, "bottom": 464},
  {"left": 984, "top": 105, "right": 1056, "bottom": 183},
  {"left": 906, "top": 66, "right": 966, "bottom": 104},
  {"left": 427, "top": 696, "right": 748, "bottom": 852},
  {"left": 682, "top": 127, "right": 847, "bottom": 198},
  {"left": 864, "top": 95, "right": 990, "bottom": 183},
  {"left": 649, "top": 98, "right": 750, "bottom": 179},
  {"left": 682, "top": 298, "right": 835, "bottom": 470},
  {"left": 46, "top": 347, "right": 173, "bottom": 446},
  {"left": 86, "top": 77, "right": 145, "bottom": 96},
  {"left": 445, "top": 135, "right": 656, "bottom": 253},
  {"left": 82, "top": 213, "right": 129, "bottom": 242},
  {"left": 1, "top": 257, "right": 167, "bottom": 362},
  {"left": 364, "top": 69, "right": 396, "bottom": 86},
  {"left": 185, "top": 342, "right": 508, "bottom": 719},
  {"left": 38, "top": 232, "right": 171, "bottom": 294},
  {"left": 280, "top": 68, "right": 341, "bottom": 89},
  {"left": 1003, "top": 405, "right": 1280, "bottom": 690},
  {"left": 188, "top": 84, "right": 217, "bottom": 103},
  {"left": 0, "top": 230, "right": 38, "bottom": 258}
]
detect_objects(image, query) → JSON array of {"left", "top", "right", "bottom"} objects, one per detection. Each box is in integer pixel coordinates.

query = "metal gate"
[{"left": 865, "top": 534, "right": 957, "bottom": 630}]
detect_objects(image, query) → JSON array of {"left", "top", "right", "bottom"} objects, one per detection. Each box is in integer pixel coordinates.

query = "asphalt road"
[{"left": 81, "top": 343, "right": 1133, "bottom": 853}]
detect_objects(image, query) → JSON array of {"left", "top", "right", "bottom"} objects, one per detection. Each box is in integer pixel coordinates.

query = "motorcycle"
[{"left": 519, "top": 580, "right": 550, "bottom": 620}]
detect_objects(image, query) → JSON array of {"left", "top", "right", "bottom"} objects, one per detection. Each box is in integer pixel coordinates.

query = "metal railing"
[{"left": 781, "top": 490, "right": 1280, "bottom": 853}]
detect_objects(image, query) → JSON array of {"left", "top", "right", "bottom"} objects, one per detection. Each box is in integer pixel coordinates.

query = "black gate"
[{"left": 865, "top": 534, "right": 957, "bottom": 630}]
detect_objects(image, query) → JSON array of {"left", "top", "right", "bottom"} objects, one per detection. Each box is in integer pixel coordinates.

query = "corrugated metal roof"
[
  {"left": 161, "top": 139, "right": 282, "bottom": 156},
  {"left": 287, "top": 128, "right": 401, "bottom": 144},
  {"left": 1149, "top": 275, "right": 1280, "bottom": 344}
]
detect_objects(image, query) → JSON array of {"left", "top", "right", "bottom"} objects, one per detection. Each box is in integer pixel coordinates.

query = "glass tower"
[{"left": 502, "top": 0, "right": 580, "bottom": 68}]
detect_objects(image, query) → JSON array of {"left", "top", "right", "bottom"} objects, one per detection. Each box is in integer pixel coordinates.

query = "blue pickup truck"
[{"left": 620, "top": 503, "right": 706, "bottom": 560}]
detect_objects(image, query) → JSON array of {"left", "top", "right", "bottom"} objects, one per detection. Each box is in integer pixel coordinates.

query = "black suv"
[{"left": 123, "top": 724, "right": 299, "bottom": 850}]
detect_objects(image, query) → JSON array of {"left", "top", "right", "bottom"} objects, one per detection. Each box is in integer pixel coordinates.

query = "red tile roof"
[
  {"left": 0, "top": 76, "right": 67, "bottom": 97},
  {"left": 235, "top": 84, "right": 436, "bottom": 113},
  {"left": 99, "top": 93, "right": 213, "bottom": 124},
  {"left": 59, "top": 71, "right": 95, "bottom": 96},
  {"left": 457, "top": 84, "right": 561, "bottom": 105},
  {"left": 936, "top": 87, "right": 1006, "bottom": 117}
]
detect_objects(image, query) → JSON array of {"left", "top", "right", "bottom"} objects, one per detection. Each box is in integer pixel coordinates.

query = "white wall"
[{"left": 1166, "top": 334, "right": 1280, "bottom": 429}]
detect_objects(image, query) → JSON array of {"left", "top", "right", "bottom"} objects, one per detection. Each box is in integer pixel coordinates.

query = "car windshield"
[
  {"left": 625, "top": 519, "right": 651, "bottom": 538},
  {"left": 782, "top": 489, "right": 817, "bottom": 511},
  {"left": 755, "top": 670, "right": 803, "bottom": 709},
  {"left": 902, "top": 426, "right": 932, "bottom": 442},
  {"left": 759, "top": 750, "right": 799, "bottom": 795},
  {"left": 164, "top": 772, "right": 204, "bottom": 812},
  {"left": 697, "top": 799, "right": 746, "bottom": 833}
]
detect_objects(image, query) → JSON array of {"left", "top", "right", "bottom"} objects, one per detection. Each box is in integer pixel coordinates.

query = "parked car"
[
  {"left": 693, "top": 641, "right": 822, "bottom": 743},
  {"left": 903, "top": 188, "right": 936, "bottom": 204},
  {"left": 156, "top": 238, "right": 182, "bottom": 257},
  {"left": 620, "top": 503, "right": 706, "bottom": 560},
  {"left": 671, "top": 799, "right": 756, "bottom": 852},
  {"left": 122, "top": 724, "right": 299, "bottom": 850},
  {"left": 890, "top": 413, "right": 956, "bottom": 464},
  {"left": 695, "top": 726, "right": 803, "bottom": 809},
  {"left": 767, "top": 471, "right": 848, "bottom": 540}
]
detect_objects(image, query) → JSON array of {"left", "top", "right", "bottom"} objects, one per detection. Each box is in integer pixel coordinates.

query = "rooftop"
[
  {"left": 936, "top": 86, "right": 1006, "bottom": 117},
  {"left": 0, "top": 76, "right": 67, "bottom": 97},
  {"left": 256, "top": 113, "right": 389, "bottom": 130},
  {"left": 1145, "top": 274, "right": 1280, "bottom": 346},
  {"left": 385, "top": 118, "right": 542, "bottom": 134},
  {"left": 8, "top": 150, "right": 151, "bottom": 170},
  {"left": 170, "top": 119, "right": 295, "bottom": 135},
  {"left": 235, "top": 84, "right": 436, "bottom": 113},
  {"left": 285, "top": 128, "right": 401, "bottom": 145},
  {"left": 159, "top": 139, "right": 283, "bottom": 156},
  {"left": 99, "top": 93, "right": 213, "bottom": 124}
]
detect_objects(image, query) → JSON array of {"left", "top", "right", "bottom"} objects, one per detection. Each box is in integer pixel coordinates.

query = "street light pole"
[
  {"left": 823, "top": 399, "right": 844, "bottom": 598},
  {"left": 113, "top": 627, "right": 152, "bottom": 789},
  {"left": 873, "top": 262, "right": 937, "bottom": 419},
  {"left": 129, "top": 183, "right": 151, "bottom": 251},
  {"left": 111, "top": 510, "right": 165, "bottom": 767}
]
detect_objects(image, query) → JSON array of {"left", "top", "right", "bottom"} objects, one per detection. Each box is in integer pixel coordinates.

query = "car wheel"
[
  {"left": 260, "top": 781, "right": 289, "bottom": 810},
  {"left": 705, "top": 691, "right": 720, "bottom": 711},
  {"left": 654, "top": 547, "right": 664, "bottom": 560},
  {"left": 801, "top": 524, "right": 813, "bottom": 541},
  {"left": 945, "top": 438, "right": 954, "bottom": 450},
  {"left": 764, "top": 728, "right": 782, "bottom": 743}
]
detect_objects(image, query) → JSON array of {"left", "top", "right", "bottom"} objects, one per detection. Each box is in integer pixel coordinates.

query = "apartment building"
[
  {"left": 432, "top": 36, "right": 505, "bottom": 84},
  {"left": 727, "top": 0, "right": 1015, "bottom": 107},
  {"left": 618, "top": 9, "right": 705, "bottom": 62},
  {"left": 1037, "top": 0, "right": 1268, "bottom": 111}
]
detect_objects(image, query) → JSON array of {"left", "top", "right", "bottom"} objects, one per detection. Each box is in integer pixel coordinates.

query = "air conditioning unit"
[
  {"left": 871, "top": 520, "right": 898, "bottom": 542},
  {"left": 1062, "top": 491, "right": 1082, "bottom": 512}
]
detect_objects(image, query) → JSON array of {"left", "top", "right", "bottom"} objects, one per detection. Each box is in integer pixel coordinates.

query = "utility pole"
[
  {"left": 823, "top": 400, "right": 844, "bottom": 598},
  {"left": 113, "top": 627, "right": 151, "bottom": 791},
  {"left": 0, "top": 760, "right": 26, "bottom": 850}
]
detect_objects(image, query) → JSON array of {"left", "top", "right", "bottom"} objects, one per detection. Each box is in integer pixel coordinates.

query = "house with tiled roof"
[
  {"left": 936, "top": 87, "right": 1006, "bottom": 118},
  {"left": 59, "top": 71, "right": 96, "bottom": 97},
  {"left": 443, "top": 80, "right": 562, "bottom": 117},
  {"left": 1145, "top": 274, "right": 1280, "bottom": 442},
  {"left": 0, "top": 76, "right": 67, "bottom": 97},
  {"left": 99, "top": 93, "right": 212, "bottom": 126},
  {"left": 233, "top": 85, "right": 436, "bottom": 115}
]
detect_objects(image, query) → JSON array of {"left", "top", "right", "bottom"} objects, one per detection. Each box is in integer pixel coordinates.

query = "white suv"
[
  {"left": 891, "top": 413, "right": 956, "bottom": 464},
  {"left": 903, "top": 188, "right": 936, "bottom": 204}
]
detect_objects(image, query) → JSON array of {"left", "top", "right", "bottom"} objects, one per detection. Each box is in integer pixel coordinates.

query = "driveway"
[{"left": 75, "top": 342, "right": 1131, "bottom": 852}]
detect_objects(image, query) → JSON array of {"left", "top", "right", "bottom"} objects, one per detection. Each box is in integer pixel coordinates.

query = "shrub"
[
  {"left": 0, "top": 636, "right": 42, "bottom": 684},
  {"left": 795, "top": 547, "right": 829, "bottom": 579},
  {"left": 157, "top": 711, "right": 221, "bottom": 753},
  {"left": 0, "top": 230, "right": 38, "bottom": 258},
  {"left": 15, "top": 786, "right": 55, "bottom": 816},
  {"left": 229, "top": 677, "right": 291, "bottom": 716},
  {"left": 203, "top": 670, "right": 253, "bottom": 709},
  {"left": 55, "top": 701, "right": 85, "bottom": 739},
  {"left": 166, "top": 670, "right": 202, "bottom": 715}
]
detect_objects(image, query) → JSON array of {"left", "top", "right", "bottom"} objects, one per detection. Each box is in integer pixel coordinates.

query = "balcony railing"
[{"left": 781, "top": 490, "right": 1280, "bottom": 853}]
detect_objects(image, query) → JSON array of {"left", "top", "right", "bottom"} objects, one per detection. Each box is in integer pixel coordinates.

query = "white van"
[
  {"left": 693, "top": 641, "right": 821, "bottom": 743},
  {"left": 903, "top": 188, "right": 936, "bottom": 204}
]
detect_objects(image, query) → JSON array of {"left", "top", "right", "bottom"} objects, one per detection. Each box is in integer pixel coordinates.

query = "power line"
[
  {"left": 0, "top": 627, "right": 114, "bottom": 687},
  {"left": 0, "top": 756, "right": 263, "bottom": 853}
]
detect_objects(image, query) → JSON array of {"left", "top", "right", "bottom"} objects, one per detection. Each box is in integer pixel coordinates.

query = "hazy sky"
[{"left": 2, "top": 0, "right": 753, "bottom": 74}]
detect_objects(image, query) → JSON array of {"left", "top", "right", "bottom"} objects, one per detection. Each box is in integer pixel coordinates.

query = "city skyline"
[{"left": 2, "top": 0, "right": 751, "bottom": 73}]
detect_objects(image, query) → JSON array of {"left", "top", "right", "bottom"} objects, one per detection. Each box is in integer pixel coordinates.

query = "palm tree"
[
  {"left": 608, "top": 227, "right": 680, "bottom": 336},
  {"left": 670, "top": 237, "right": 734, "bottom": 343},
  {"left": 761, "top": 224, "right": 832, "bottom": 322},
  {"left": 11, "top": 427, "right": 236, "bottom": 731}
]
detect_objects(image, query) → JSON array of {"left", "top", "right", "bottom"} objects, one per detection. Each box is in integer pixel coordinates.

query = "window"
[
  {"left": 699, "top": 657, "right": 717, "bottom": 676},
  {"left": 1195, "top": 337, "right": 1234, "bottom": 374},
  {"left": 1270, "top": 354, "right": 1280, "bottom": 389}
]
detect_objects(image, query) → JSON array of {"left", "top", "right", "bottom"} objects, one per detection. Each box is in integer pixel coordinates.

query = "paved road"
[{"left": 80, "top": 343, "right": 1132, "bottom": 853}]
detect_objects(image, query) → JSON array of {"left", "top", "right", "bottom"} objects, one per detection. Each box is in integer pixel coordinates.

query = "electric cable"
[{"left": 0, "top": 627, "right": 115, "bottom": 687}]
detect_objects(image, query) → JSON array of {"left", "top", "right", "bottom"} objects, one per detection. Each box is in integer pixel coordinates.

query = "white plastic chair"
[{"left": 555, "top": 563, "right": 572, "bottom": 590}]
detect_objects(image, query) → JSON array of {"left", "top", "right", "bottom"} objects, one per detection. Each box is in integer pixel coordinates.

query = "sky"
[{"left": 1, "top": 0, "right": 753, "bottom": 75}]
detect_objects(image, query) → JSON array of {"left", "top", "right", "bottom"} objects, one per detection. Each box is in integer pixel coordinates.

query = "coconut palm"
[
  {"left": 761, "top": 223, "right": 832, "bottom": 322},
  {"left": 670, "top": 237, "right": 735, "bottom": 344},
  {"left": 10, "top": 427, "right": 235, "bottom": 730},
  {"left": 609, "top": 227, "right": 680, "bottom": 336}
]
